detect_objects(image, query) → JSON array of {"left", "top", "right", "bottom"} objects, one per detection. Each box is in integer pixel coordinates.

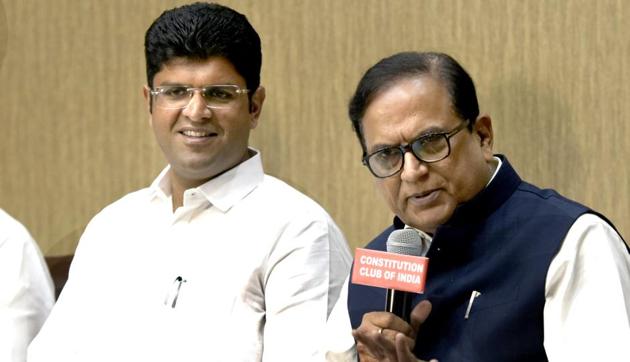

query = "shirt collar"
[
  {"left": 150, "top": 166, "right": 172, "bottom": 202},
  {"left": 487, "top": 155, "right": 502, "bottom": 185},
  {"left": 148, "top": 148, "right": 265, "bottom": 213}
]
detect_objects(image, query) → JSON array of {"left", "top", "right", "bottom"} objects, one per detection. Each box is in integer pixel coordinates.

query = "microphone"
[{"left": 385, "top": 229, "right": 424, "bottom": 322}]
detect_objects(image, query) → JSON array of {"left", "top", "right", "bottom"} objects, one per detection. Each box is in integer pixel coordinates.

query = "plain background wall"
[{"left": 1, "top": 0, "right": 628, "bottom": 255}]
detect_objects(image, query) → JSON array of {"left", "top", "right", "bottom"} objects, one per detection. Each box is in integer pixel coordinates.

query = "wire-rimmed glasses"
[{"left": 150, "top": 84, "right": 249, "bottom": 110}]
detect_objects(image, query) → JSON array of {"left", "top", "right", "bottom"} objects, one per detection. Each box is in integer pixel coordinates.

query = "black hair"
[
  {"left": 144, "top": 2, "right": 261, "bottom": 92},
  {"left": 348, "top": 51, "right": 479, "bottom": 152}
]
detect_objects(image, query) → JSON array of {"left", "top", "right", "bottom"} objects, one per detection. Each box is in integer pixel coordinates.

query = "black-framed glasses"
[
  {"left": 363, "top": 120, "right": 469, "bottom": 178},
  {"left": 150, "top": 84, "right": 249, "bottom": 110}
]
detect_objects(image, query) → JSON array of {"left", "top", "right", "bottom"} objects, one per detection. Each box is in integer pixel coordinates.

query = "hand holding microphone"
[
  {"left": 351, "top": 229, "right": 437, "bottom": 361},
  {"left": 352, "top": 300, "right": 435, "bottom": 362}
]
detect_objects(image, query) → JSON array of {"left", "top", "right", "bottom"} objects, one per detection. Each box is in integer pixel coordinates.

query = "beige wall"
[{"left": 1, "top": 0, "right": 628, "bottom": 255}]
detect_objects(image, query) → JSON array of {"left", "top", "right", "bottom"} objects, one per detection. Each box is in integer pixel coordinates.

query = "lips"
[
  {"left": 181, "top": 130, "right": 213, "bottom": 137},
  {"left": 178, "top": 128, "right": 217, "bottom": 138},
  {"left": 176, "top": 127, "right": 218, "bottom": 146},
  {"left": 406, "top": 189, "right": 440, "bottom": 206}
]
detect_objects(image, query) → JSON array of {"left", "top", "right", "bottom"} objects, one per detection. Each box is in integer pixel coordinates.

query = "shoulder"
[
  {"left": 69, "top": 188, "right": 154, "bottom": 272},
  {"left": 512, "top": 182, "right": 590, "bottom": 218},
  {"left": 0, "top": 209, "right": 52, "bottom": 293},
  {"left": 252, "top": 175, "right": 336, "bottom": 221},
  {"left": 0, "top": 208, "right": 37, "bottom": 250},
  {"left": 87, "top": 187, "right": 154, "bottom": 224},
  {"left": 564, "top": 213, "right": 628, "bottom": 253},
  {"left": 547, "top": 214, "right": 628, "bottom": 295},
  {"left": 243, "top": 176, "right": 350, "bottom": 254}
]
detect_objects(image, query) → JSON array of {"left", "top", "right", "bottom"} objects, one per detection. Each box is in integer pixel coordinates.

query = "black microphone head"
[{"left": 386, "top": 229, "right": 423, "bottom": 256}]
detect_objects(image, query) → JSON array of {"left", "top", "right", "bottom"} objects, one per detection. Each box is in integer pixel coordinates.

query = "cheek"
[
  {"left": 151, "top": 109, "right": 178, "bottom": 128},
  {"left": 442, "top": 159, "right": 486, "bottom": 203},
  {"left": 375, "top": 179, "right": 402, "bottom": 210},
  {"left": 151, "top": 120, "right": 170, "bottom": 140},
  {"left": 214, "top": 109, "right": 245, "bottom": 130}
]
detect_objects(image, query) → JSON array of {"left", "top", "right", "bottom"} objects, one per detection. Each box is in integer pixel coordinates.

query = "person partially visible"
[
  {"left": 28, "top": 3, "right": 351, "bottom": 361},
  {"left": 330, "top": 51, "right": 630, "bottom": 361},
  {"left": 0, "top": 208, "right": 54, "bottom": 362}
]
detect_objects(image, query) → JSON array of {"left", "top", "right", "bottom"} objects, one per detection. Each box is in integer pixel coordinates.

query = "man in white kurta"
[
  {"left": 29, "top": 3, "right": 351, "bottom": 361},
  {"left": 0, "top": 208, "right": 54, "bottom": 362}
]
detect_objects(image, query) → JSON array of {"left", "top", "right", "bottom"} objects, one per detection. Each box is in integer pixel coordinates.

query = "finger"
[
  {"left": 359, "top": 311, "right": 415, "bottom": 337},
  {"left": 395, "top": 332, "right": 419, "bottom": 362},
  {"left": 409, "top": 300, "right": 432, "bottom": 335},
  {"left": 353, "top": 310, "right": 418, "bottom": 361},
  {"left": 355, "top": 341, "right": 382, "bottom": 362},
  {"left": 354, "top": 326, "right": 401, "bottom": 361},
  {"left": 395, "top": 333, "right": 439, "bottom": 362},
  {"left": 353, "top": 329, "right": 387, "bottom": 360},
  {"left": 377, "top": 328, "right": 414, "bottom": 346},
  {"left": 373, "top": 327, "right": 400, "bottom": 361}
]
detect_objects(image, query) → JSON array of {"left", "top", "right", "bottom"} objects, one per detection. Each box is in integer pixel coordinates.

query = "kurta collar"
[{"left": 149, "top": 148, "right": 265, "bottom": 213}]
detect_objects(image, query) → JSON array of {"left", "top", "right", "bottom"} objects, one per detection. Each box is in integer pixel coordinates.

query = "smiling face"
[
  {"left": 144, "top": 56, "right": 265, "bottom": 192},
  {"left": 361, "top": 75, "right": 495, "bottom": 233}
]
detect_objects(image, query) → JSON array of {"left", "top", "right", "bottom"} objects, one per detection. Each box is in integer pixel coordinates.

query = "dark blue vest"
[{"left": 347, "top": 156, "right": 615, "bottom": 361}]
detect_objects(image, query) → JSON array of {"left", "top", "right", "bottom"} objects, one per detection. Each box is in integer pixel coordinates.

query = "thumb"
[{"left": 410, "top": 300, "right": 432, "bottom": 335}]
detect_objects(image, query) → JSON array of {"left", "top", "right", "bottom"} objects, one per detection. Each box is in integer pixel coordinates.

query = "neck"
[
  {"left": 168, "top": 149, "right": 256, "bottom": 211},
  {"left": 169, "top": 174, "right": 208, "bottom": 211}
]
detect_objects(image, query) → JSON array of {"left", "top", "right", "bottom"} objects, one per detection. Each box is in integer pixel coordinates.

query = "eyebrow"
[
  {"left": 155, "top": 83, "right": 244, "bottom": 88},
  {"left": 154, "top": 82, "right": 189, "bottom": 87},
  {"left": 416, "top": 125, "right": 452, "bottom": 137}
]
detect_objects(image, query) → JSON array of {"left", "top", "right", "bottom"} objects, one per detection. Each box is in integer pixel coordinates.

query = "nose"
[
  {"left": 181, "top": 91, "right": 212, "bottom": 122},
  {"left": 400, "top": 150, "right": 429, "bottom": 182}
]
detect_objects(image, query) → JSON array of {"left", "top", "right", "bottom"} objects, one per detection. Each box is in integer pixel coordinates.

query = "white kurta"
[
  {"left": 0, "top": 208, "right": 54, "bottom": 362},
  {"left": 29, "top": 150, "right": 352, "bottom": 362}
]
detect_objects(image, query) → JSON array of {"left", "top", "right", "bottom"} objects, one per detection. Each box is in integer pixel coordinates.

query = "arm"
[
  {"left": 0, "top": 212, "right": 54, "bottom": 362},
  {"left": 262, "top": 216, "right": 352, "bottom": 361},
  {"left": 544, "top": 213, "right": 630, "bottom": 361},
  {"left": 323, "top": 276, "right": 358, "bottom": 362},
  {"left": 26, "top": 211, "right": 106, "bottom": 361}
]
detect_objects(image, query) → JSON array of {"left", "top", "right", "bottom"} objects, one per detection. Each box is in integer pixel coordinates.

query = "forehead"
[
  {"left": 361, "top": 76, "right": 455, "bottom": 149},
  {"left": 152, "top": 56, "right": 245, "bottom": 86}
]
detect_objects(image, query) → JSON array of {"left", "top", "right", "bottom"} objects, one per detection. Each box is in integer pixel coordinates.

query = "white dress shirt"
[
  {"left": 325, "top": 158, "right": 630, "bottom": 361},
  {"left": 0, "top": 208, "right": 54, "bottom": 362},
  {"left": 28, "top": 150, "right": 352, "bottom": 362}
]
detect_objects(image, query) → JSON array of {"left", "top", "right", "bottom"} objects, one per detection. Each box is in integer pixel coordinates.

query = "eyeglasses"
[
  {"left": 363, "top": 120, "right": 469, "bottom": 178},
  {"left": 150, "top": 84, "right": 249, "bottom": 110}
]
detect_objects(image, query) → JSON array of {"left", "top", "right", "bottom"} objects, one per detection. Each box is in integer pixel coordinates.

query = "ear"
[
  {"left": 473, "top": 114, "right": 494, "bottom": 161},
  {"left": 143, "top": 85, "right": 154, "bottom": 126},
  {"left": 143, "top": 85, "right": 153, "bottom": 114},
  {"left": 248, "top": 86, "right": 266, "bottom": 129}
]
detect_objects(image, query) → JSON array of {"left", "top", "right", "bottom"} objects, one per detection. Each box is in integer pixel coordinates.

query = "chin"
[
  {"left": 171, "top": 162, "right": 214, "bottom": 180},
  {"left": 401, "top": 209, "right": 453, "bottom": 232}
]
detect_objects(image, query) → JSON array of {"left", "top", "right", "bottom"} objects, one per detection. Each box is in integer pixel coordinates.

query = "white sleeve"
[
  {"left": 262, "top": 216, "right": 352, "bottom": 361},
  {"left": 26, "top": 210, "right": 107, "bottom": 362},
  {"left": 544, "top": 213, "right": 630, "bottom": 361},
  {"left": 323, "top": 275, "right": 358, "bottom": 362},
  {"left": 0, "top": 211, "right": 55, "bottom": 362}
]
